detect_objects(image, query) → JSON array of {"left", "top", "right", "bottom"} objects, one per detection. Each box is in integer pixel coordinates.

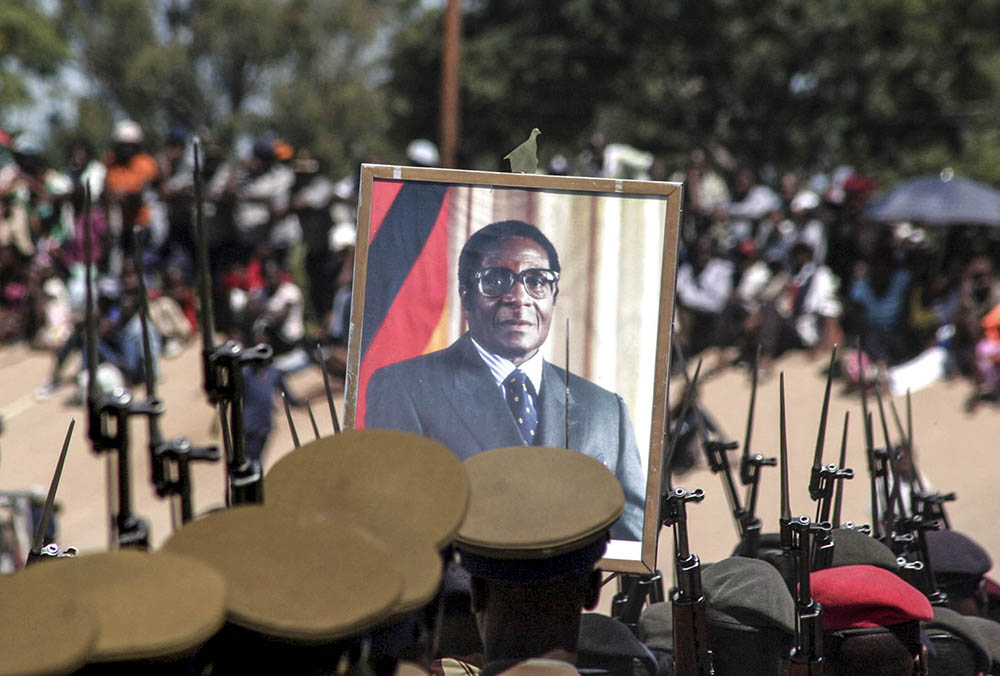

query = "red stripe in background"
[
  {"left": 368, "top": 180, "right": 405, "bottom": 243},
  {"left": 357, "top": 189, "right": 452, "bottom": 426}
]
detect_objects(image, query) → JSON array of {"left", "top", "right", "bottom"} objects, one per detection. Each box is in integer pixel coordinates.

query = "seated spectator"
[
  {"left": 243, "top": 257, "right": 307, "bottom": 373},
  {"left": 675, "top": 234, "right": 734, "bottom": 356},
  {"left": 710, "top": 239, "right": 775, "bottom": 369},
  {"left": 98, "top": 270, "right": 162, "bottom": 386},
  {"left": 754, "top": 240, "right": 842, "bottom": 376},
  {"left": 849, "top": 249, "right": 912, "bottom": 365},
  {"left": 968, "top": 303, "right": 1000, "bottom": 411},
  {"left": 954, "top": 254, "right": 1000, "bottom": 377}
]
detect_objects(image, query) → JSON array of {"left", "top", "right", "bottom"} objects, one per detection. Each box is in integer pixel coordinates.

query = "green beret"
[
  {"left": 702, "top": 557, "right": 796, "bottom": 635},
  {"left": 827, "top": 528, "right": 900, "bottom": 571},
  {"left": 923, "top": 606, "right": 991, "bottom": 674},
  {"left": 961, "top": 615, "right": 1000, "bottom": 674}
]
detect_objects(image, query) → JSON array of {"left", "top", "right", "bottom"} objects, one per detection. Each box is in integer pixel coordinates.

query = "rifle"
[
  {"left": 192, "top": 138, "right": 270, "bottom": 505},
  {"left": 779, "top": 375, "right": 828, "bottom": 675},
  {"left": 874, "top": 387, "right": 909, "bottom": 535},
  {"left": 888, "top": 390, "right": 954, "bottom": 528},
  {"left": 661, "top": 359, "right": 715, "bottom": 676},
  {"left": 737, "top": 346, "right": 775, "bottom": 558},
  {"left": 872, "top": 392, "right": 948, "bottom": 607},
  {"left": 127, "top": 221, "right": 219, "bottom": 524},
  {"left": 807, "top": 347, "right": 853, "bottom": 569},
  {"left": 82, "top": 186, "right": 152, "bottom": 549},
  {"left": 855, "top": 339, "right": 883, "bottom": 539},
  {"left": 672, "top": 344, "right": 746, "bottom": 540}
]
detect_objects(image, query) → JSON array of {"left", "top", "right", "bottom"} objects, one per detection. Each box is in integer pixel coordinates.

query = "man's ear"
[
  {"left": 469, "top": 575, "right": 490, "bottom": 613},
  {"left": 459, "top": 285, "right": 470, "bottom": 311},
  {"left": 582, "top": 569, "right": 602, "bottom": 610}
]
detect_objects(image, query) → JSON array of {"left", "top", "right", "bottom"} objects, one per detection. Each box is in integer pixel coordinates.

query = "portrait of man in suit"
[{"left": 365, "top": 220, "right": 646, "bottom": 541}]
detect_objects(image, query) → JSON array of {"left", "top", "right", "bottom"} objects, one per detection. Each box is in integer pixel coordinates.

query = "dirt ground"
[{"left": 1, "top": 340, "right": 997, "bottom": 613}]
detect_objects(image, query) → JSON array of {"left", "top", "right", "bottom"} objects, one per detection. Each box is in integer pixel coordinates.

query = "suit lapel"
[
  {"left": 537, "top": 361, "right": 584, "bottom": 450},
  {"left": 438, "top": 335, "right": 524, "bottom": 452}
]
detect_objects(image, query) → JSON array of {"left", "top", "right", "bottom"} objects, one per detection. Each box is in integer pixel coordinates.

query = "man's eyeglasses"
[{"left": 473, "top": 267, "right": 560, "bottom": 299}]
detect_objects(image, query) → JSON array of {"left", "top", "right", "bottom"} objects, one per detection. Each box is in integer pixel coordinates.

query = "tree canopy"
[{"left": 4, "top": 0, "right": 1000, "bottom": 184}]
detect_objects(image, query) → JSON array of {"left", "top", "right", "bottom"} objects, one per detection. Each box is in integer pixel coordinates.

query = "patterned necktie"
[{"left": 505, "top": 368, "right": 538, "bottom": 445}]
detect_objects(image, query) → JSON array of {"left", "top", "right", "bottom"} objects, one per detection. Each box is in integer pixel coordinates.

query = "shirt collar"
[{"left": 470, "top": 336, "right": 544, "bottom": 393}]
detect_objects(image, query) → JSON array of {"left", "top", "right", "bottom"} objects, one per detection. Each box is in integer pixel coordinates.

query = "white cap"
[
  {"left": 406, "top": 139, "right": 439, "bottom": 167},
  {"left": 112, "top": 119, "right": 143, "bottom": 144}
]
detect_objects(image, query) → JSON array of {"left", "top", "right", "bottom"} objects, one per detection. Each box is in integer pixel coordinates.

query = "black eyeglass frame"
[{"left": 472, "top": 267, "right": 560, "bottom": 299}]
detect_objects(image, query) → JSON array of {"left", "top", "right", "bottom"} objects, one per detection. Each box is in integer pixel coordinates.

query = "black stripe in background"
[{"left": 361, "top": 182, "right": 448, "bottom": 359}]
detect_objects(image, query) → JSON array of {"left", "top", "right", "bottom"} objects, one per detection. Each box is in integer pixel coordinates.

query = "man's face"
[{"left": 463, "top": 236, "right": 556, "bottom": 366}]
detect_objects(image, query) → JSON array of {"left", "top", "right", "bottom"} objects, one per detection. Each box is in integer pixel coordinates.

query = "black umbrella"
[{"left": 862, "top": 172, "right": 1000, "bottom": 226}]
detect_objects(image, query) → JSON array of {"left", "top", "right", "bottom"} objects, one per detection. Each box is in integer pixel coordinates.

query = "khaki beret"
[
  {"left": 0, "top": 571, "right": 97, "bottom": 675},
  {"left": 15, "top": 550, "right": 225, "bottom": 663},
  {"left": 266, "top": 429, "right": 469, "bottom": 550},
  {"left": 161, "top": 504, "right": 403, "bottom": 643}
]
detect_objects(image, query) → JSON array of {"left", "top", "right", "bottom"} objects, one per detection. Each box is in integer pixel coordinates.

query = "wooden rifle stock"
[{"left": 672, "top": 592, "right": 713, "bottom": 676}]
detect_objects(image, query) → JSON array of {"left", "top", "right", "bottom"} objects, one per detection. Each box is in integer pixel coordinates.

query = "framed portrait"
[{"left": 344, "top": 164, "right": 681, "bottom": 574}]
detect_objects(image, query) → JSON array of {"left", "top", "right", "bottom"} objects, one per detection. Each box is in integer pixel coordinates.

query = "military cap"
[
  {"left": 455, "top": 446, "right": 624, "bottom": 581},
  {"left": 922, "top": 606, "right": 991, "bottom": 675},
  {"left": 702, "top": 556, "right": 795, "bottom": 634},
  {"left": 637, "top": 602, "right": 674, "bottom": 676},
  {"left": 961, "top": 615, "right": 1000, "bottom": 674},
  {"left": 0, "top": 572, "right": 97, "bottom": 675},
  {"left": 825, "top": 528, "right": 900, "bottom": 571},
  {"left": 810, "top": 564, "right": 933, "bottom": 631},
  {"left": 15, "top": 549, "right": 225, "bottom": 664},
  {"left": 162, "top": 504, "right": 403, "bottom": 643},
  {"left": 577, "top": 612, "right": 659, "bottom": 676},
  {"left": 700, "top": 557, "right": 796, "bottom": 676},
  {"left": 266, "top": 429, "right": 469, "bottom": 550},
  {"left": 926, "top": 529, "right": 992, "bottom": 594}
]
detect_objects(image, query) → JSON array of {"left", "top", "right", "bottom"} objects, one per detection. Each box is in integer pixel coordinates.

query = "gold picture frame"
[{"left": 344, "top": 164, "right": 681, "bottom": 574}]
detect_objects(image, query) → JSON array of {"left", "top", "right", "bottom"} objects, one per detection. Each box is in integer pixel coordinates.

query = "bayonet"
[
  {"left": 831, "top": 412, "right": 849, "bottom": 528},
  {"left": 282, "top": 391, "right": 301, "bottom": 449},
  {"left": 306, "top": 400, "right": 321, "bottom": 441},
  {"left": 316, "top": 344, "right": 341, "bottom": 434},
  {"left": 26, "top": 419, "right": 75, "bottom": 565}
]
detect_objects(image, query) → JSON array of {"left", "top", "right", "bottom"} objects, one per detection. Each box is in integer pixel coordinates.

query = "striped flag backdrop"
[{"left": 356, "top": 180, "right": 452, "bottom": 425}]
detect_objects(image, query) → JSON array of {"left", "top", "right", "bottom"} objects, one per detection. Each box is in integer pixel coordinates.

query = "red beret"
[{"left": 811, "top": 565, "right": 933, "bottom": 631}]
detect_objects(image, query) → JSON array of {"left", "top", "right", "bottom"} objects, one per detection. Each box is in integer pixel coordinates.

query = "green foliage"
[
  {"left": 387, "top": 0, "right": 1000, "bottom": 181},
  {"left": 53, "top": 0, "right": 415, "bottom": 177},
  {"left": 0, "top": 3, "right": 67, "bottom": 108}
]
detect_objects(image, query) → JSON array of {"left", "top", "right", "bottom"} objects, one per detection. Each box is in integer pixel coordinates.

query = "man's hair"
[{"left": 457, "top": 220, "right": 561, "bottom": 293}]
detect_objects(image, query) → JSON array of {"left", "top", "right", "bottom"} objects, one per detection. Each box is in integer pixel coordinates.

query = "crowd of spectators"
[
  {"left": 2, "top": 124, "right": 999, "bottom": 413},
  {"left": 659, "top": 148, "right": 1000, "bottom": 412},
  {"left": 0, "top": 120, "right": 358, "bottom": 409}
]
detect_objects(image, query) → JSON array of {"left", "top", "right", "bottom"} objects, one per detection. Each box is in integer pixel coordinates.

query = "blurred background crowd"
[
  {"left": 2, "top": 123, "right": 998, "bottom": 418},
  {"left": 2, "top": 0, "right": 1000, "bottom": 414}
]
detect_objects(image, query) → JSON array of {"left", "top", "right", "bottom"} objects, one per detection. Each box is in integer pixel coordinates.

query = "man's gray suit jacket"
[{"left": 364, "top": 333, "right": 646, "bottom": 541}]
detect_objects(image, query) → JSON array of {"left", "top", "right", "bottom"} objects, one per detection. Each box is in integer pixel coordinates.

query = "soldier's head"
[
  {"left": 812, "top": 565, "right": 933, "bottom": 676},
  {"left": 458, "top": 221, "right": 560, "bottom": 366},
  {"left": 456, "top": 446, "right": 622, "bottom": 663}
]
